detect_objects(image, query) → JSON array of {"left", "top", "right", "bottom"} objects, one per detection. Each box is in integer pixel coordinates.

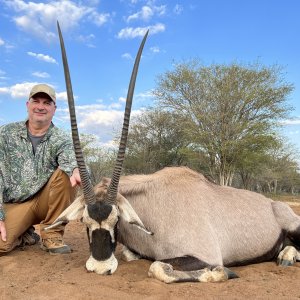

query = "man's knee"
[{"left": 34, "top": 169, "right": 74, "bottom": 220}]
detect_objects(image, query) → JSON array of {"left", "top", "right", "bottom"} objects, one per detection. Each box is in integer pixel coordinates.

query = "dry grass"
[{"left": 265, "top": 193, "right": 300, "bottom": 205}]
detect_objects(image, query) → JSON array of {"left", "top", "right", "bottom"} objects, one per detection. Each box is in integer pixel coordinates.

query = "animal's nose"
[{"left": 105, "top": 270, "right": 112, "bottom": 275}]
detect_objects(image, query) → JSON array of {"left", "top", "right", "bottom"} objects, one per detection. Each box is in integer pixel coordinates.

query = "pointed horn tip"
[{"left": 143, "top": 29, "right": 149, "bottom": 39}]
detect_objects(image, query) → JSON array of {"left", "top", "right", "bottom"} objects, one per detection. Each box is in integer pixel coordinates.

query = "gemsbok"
[{"left": 46, "top": 22, "right": 300, "bottom": 283}]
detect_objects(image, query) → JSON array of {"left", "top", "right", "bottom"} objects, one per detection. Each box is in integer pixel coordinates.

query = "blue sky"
[{"left": 0, "top": 0, "right": 299, "bottom": 152}]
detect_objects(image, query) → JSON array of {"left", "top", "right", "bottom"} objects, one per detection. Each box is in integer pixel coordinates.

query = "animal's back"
[{"left": 118, "top": 167, "right": 283, "bottom": 266}]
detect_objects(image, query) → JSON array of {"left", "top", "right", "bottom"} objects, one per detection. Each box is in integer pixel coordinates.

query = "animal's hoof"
[
  {"left": 277, "top": 246, "right": 297, "bottom": 267},
  {"left": 278, "top": 259, "right": 293, "bottom": 267},
  {"left": 223, "top": 267, "right": 239, "bottom": 279},
  {"left": 148, "top": 261, "right": 175, "bottom": 283}
]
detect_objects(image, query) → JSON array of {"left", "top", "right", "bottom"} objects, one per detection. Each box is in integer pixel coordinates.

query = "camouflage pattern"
[{"left": 0, "top": 121, "right": 78, "bottom": 221}]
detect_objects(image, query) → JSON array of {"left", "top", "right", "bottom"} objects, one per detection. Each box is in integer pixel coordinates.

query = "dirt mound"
[{"left": 1, "top": 206, "right": 300, "bottom": 300}]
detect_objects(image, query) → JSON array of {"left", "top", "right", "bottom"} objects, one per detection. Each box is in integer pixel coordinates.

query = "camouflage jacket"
[{"left": 0, "top": 121, "right": 78, "bottom": 221}]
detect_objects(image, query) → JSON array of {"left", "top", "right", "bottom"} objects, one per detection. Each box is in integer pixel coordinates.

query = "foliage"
[
  {"left": 153, "top": 60, "right": 294, "bottom": 185},
  {"left": 77, "top": 60, "right": 299, "bottom": 195},
  {"left": 78, "top": 133, "right": 116, "bottom": 184},
  {"left": 124, "top": 108, "right": 190, "bottom": 174}
]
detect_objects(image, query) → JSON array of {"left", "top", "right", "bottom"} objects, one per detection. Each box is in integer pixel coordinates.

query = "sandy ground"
[{"left": 1, "top": 204, "right": 300, "bottom": 300}]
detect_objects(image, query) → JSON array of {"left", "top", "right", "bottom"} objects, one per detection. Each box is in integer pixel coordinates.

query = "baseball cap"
[{"left": 29, "top": 84, "right": 56, "bottom": 103}]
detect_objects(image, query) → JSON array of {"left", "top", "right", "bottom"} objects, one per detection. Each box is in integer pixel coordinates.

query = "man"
[{"left": 0, "top": 83, "right": 81, "bottom": 255}]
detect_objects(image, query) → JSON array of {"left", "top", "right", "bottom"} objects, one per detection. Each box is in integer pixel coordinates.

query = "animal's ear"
[
  {"left": 43, "top": 196, "right": 85, "bottom": 231},
  {"left": 117, "top": 195, "right": 153, "bottom": 235}
]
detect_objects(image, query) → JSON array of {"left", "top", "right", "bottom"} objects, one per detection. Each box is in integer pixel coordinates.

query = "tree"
[
  {"left": 124, "top": 108, "right": 190, "bottom": 174},
  {"left": 234, "top": 136, "right": 299, "bottom": 192},
  {"left": 78, "top": 133, "right": 116, "bottom": 184},
  {"left": 254, "top": 141, "right": 300, "bottom": 194},
  {"left": 153, "top": 60, "right": 294, "bottom": 185}
]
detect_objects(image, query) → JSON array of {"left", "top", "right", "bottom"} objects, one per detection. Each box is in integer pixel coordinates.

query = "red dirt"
[{"left": 1, "top": 205, "right": 300, "bottom": 300}]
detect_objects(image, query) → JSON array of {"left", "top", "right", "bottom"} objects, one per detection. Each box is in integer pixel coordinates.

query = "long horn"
[
  {"left": 106, "top": 30, "right": 149, "bottom": 204},
  {"left": 57, "top": 21, "right": 96, "bottom": 205}
]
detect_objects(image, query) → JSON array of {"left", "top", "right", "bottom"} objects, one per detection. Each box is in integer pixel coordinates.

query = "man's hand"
[
  {"left": 70, "top": 168, "right": 81, "bottom": 187},
  {"left": 0, "top": 220, "right": 7, "bottom": 242}
]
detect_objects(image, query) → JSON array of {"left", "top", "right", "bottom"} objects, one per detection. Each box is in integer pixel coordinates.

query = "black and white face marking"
[{"left": 82, "top": 202, "right": 119, "bottom": 274}]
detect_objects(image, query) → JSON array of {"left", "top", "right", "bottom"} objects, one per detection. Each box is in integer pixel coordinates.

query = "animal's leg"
[
  {"left": 121, "top": 245, "right": 141, "bottom": 262},
  {"left": 277, "top": 245, "right": 300, "bottom": 266},
  {"left": 148, "top": 261, "right": 238, "bottom": 284},
  {"left": 272, "top": 202, "right": 300, "bottom": 243}
]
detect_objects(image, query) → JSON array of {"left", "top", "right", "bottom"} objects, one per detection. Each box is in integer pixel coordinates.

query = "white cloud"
[
  {"left": 149, "top": 23, "right": 166, "bottom": 34},
  {"left": 32, "top": 71, "right": 50, "bottom": 78},
  {"left": 173, "top": 4, "right": 183, "bottom": 15},
  {"left": 76, "top": 33, "right": 96, "bottom": 48},
  {"left": 0, "top": 87, "right": 10, "bottom": 95},
  {"left": 14, "top": 15, "right": 56, "bottom": 42},
  {"left": 0, "top": 82, "right": 68, "bottom": 101},
  {"left": 56, "top": 91, "right": 68, "bottom": 101},
  {"left": 281, "top": 119, "right": 300, "bottom": 125},
  {"left": 85, "top": 0, "right": 100, "bottom": 5},
  {"left": 76, "top": 33, "right": 95, "bottom": 43},
  {"left": 155, "top": 5, "right": 167, "bottom": 16},
  {"left": 0, "top": 37, "right": 14, "bottom": 53},
  {"left": 126, "top": 4, "right": 166, "bottom": 22},
  {"left": 79, "top": 110, "right": 123, "bottom": 127},
  {"left": 117, "top": 23, "right": 165, "bottom": 39},
  {"left": 134, "top": 90, "right": 154, "bottom": 103},
  {"left": 110, "top": 103, "right": 122, "bottom": 109},
  {"left": 58, "top": 104, "right": 143, "bottom": 143},
  {"left": 27, "top": 52, "right": 57, "bottom": 64},
  {"left": 2, "top": 0, "right": 111, "bottom": 42},
  {"left": 150, "top": 46, "right": 160, "bottom": 53},
  {"left": 10, "top": 82, "right": 34, "bottom": 98},
  {"left": 89, "top": 11, "right": 110, "bottom": 26},
  {"left": 127, "top": 6, "right": 154, "bottom": 22},
  {"left": 116, "top": 90, "right": 153, "bottom": 106},
  {"left": 0, "top": 82, "right": 41, "bottom": 99},
  {"left": 122, "top": 53, "right": 133, "bottom": 60}
]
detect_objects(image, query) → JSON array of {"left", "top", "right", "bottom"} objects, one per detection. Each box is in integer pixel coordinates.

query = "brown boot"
[
  {"left": 19, "top": 226, "right": 40, "bottom": 247},
  {"left": 40, "top": 236, "right": 71, "bottom": 255}
]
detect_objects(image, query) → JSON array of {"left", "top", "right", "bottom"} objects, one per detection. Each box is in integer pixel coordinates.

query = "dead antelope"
[{"left": 47, "top": 22, "right": 300, "bottom": 283}]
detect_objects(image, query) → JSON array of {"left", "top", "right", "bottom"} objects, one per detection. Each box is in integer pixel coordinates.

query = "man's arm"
[
  {"left": 0, "top": 130, "right": 6, "bottom": 241},
  {"left": 0, "top": 220, "right": 6, "bottom": 242},
  {"left": 56, "top": 131, "right": 80, "bottom": 184},
  {"left": 0, "top": 168, "right": 6, "bottom": 243}
]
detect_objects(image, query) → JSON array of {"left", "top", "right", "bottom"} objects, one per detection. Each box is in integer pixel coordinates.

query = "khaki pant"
[{"left": 0, "top": 169, "right": 74, "bottom": 253}]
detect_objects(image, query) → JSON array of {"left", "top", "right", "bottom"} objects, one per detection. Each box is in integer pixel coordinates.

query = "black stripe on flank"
[
  {"left": 91, "top": 228, "right": 116, "bottom": 261},
  {"left": 163, "top": 231, "right": 288, "bottom": 271},
  {"left": 289, "top": 225, "right": 300, "bottom": 248},
  {"left": 226, "top": 230, "right": 287, "bottom": 267},
  {"left": 162, "top": 256, "right": 211, "bottom": 271}
]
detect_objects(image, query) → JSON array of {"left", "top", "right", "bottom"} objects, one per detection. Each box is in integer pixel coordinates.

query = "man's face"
[{"left": 26, "top": 93, "right": 56, "bottom": 127}]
